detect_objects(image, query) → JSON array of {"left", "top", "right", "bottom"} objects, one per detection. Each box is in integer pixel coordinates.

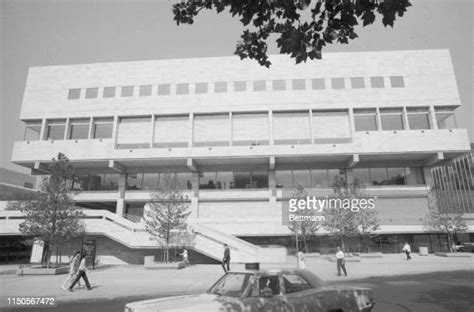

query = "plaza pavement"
[{"left": 0, "top": 253, "right": 472, "bottom": 308}]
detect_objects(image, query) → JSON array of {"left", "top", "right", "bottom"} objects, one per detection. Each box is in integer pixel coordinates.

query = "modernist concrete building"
[{"left": 2, "top": 49, "right": 473, "bottom": 264}]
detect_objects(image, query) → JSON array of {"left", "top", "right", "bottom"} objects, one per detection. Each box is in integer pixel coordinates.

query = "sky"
[{"left": 1, "top": 0, "right": 473, "bottom": 174}]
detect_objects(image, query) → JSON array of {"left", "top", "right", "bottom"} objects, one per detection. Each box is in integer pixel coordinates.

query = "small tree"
[
  {"left": 322, "top": 176, "right": 379, "bottom": 252},
  {"left": 288, "top": 185, "right": 320, "bottom": 253},
  {"left": 352, "top": 178, "right": 379, "bottom": 252},
  {"left": 144, "top": 173, "right": 191, "bottom": 262},
  {"left": 8, "top": 153, "right": 84, "bottom": 267},
  {"left": 424, "top": 187, "right": 468, "bottom": 252}
]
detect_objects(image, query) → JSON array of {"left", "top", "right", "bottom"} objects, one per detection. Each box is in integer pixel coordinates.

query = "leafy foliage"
[
  {"left": 172, "top": 0, "right": 411, "bottom": 67},
  {"left": 144, "top": 173, "right": 191, "bottom": 262},
  {"left": 322, "top": 176, "right": 379, "bottom": 252},
  {"left": 288, "top": 185, "right": 320, "bottom": 253},
  {"left": 424, "top": 187, "right": 468, "bottom": 252},
  {"left": 7, "top": 153, "right": 84, "bottom": 267}
]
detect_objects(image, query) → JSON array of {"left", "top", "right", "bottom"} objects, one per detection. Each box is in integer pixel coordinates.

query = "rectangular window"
[
  {"left": 85, "top": 88, "right": 99, "bottom": 99},
  {"left": 354, "top": 109, "right": 378, "bottom": 131},
  {"left": 154, "top": 115, "right": 189, "bottom": 148},
  {"left": 158, "top": 84, "right": 171, "bottom": 95},
  {"left": 380, "top": 107, "right": 404, "bottom": 130},
  {"left": 405, "top": 167, "right": 425, "bottom": 185},
  {"left": 232, "top": 112, "right": 269, "bottom": 146},
  {"left": 176, "top": 172, "right": 193, "bottom": 190},
  {"left": 126, "top": 172, "right": 143, "bottom": 190},
  {"left": 251, "top": 171, "right": 268, "bottom": 188},
  {"left": 272, "top": 80, "right": 286, "bottom": 91},
  {"left": 407, "top": 107, "right": 430, "bottom": 130},
  {"left": 352, "top": 168, "right": 370, "bottom": 185},
  {"left": 46, "top": 119, "right": 66, "bottom": 140},
  {"left": 68, "top": 88, "right": 81, "bottom": 100},
  {"left": 370, "top": 76, "right": 385, "bottom": 88},
  {"left": 233, "top": 81, "right": 247, "bottom": 92},
  {"left": 293, "top": 170, "right": 311, "bottom": 188},
  {"left": 121, "top": 86, "right": 134, "bottom": 97},
  {"left": 103, "top": 174, "right": 119, "bottom": 190},
  {"left": 217, "top": 171, "right": 233, "bottom": 189},
  {"left": 292, "top": 79, "right": 306, "bottom": 90},
  {"left": 24, "top": 120, "right": 42, "bottom": 141},
  {"left": 328, "top": 169, "right": 346, "bottom": 185},
  {"left": 390, "top": 76, "right": 404, "bottom": 88},
  {"left": 387, "top": 168, "right": 406, "bottom": 185},
  {"left": 200, "top": 172, "right": 217, "bottom": 189},
  {"left": 139, "top": 85, "right": 152, "bottom": 96},
  {"left": 311, "top": 169, "right": 329, "bottom": 188},
  {"left": 350, "top": 77, "right": 365, "bottom": 89},
  {"left": 103, "top": 87, "right": 116, "bottom": 98},
  {"left": 143, "top": 173, "right": 159, "bottom": 190},
  {"left": 68, "top": 118, "right": 90, "bottom": 140},
  {"left": 253, "top": 80, "right": 266, "bottom": 92},
  {"left": 176, "top": 83, "right": 189, "bottom": 95},
  {"left": 233, "top": 171, "right": 252, "bottom": 189},
  {"left": 312, "top": 110, "right": 351, "bottom": 143},
  {"left": 93, "top": 117, "right": 113, "bottom": 139},
  {"left": 273, "top": 112, "right": 311, "bottom": 144},
  {"left": 435, "top": 107, "right": 457, "bottom": 129},
  {"left": 370, "top": 168, "right": 388, "bottom": 185},
  {"left": 276, "top": 170, "right": 293, "bottom": 188},
  {"left": 195, "top": 82, "right": 208, "bottom": 94},
  {"left": 312, "top": 78, "right": 325, "bottom": 90},
  {"left": 193, "top": 114, "right": 230, "bottom": 147},
  {"left": 116, "top": 116, "right": 151, "bottom": 149},
  {"left": 215, "top": 82, "right": 227, "bottom": 93},
  {"left": 331, "top": 78, "right": 345, "bottom": 89}
]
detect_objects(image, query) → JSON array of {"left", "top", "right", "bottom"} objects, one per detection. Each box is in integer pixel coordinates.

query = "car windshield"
[{"left": 208, "top": 273, "right": 254, "bottom": 298}]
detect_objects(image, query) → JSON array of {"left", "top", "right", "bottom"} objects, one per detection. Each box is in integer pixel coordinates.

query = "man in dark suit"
[{"left": 222, "top": 244, "right": 230, "bottom": 272}]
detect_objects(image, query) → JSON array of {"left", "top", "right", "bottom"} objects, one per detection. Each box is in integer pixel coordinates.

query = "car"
[
  {"left": 457, "top": 242, "right": 474, "bottom": 253},
  {"left": 124, "top": 268, "right": 375, "bottom": 312}
]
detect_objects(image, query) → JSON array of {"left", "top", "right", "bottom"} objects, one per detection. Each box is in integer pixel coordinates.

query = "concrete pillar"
[
  {"left": 118, "top": 173, "right": 127, "bottom": 198},
  {"left": 116, "top": 198, "right": 126, "bottom": 217},
  {"left": 268, "top": 170, "right": 276, "bottom": 196}
]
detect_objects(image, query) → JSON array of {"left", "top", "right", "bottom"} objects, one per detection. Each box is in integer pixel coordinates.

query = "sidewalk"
[{"left": 0, "top": 253, "right": 472, "bottom": 308}]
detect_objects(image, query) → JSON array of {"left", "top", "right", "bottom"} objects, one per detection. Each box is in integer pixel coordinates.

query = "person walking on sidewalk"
[
  {"left": 61, "top": 251, "right": 82, "bottom": 290},
  {"left": 221, "top": 244, "right": 230, "bottom": 273},
  {"left": 68, "top": 254, "right": 92, "bottom": 291},
  {"left": 402, "top": 242, "right": 412, "bottom": 260},
  {"left": 181, "top": 248, "right": 190, "bottom": 266},
  {"left": 336, "top": 247, "right": 347, "bottom": 276},
  {"left": 296, "top": 251, "right": 306, "bottom": 269}
]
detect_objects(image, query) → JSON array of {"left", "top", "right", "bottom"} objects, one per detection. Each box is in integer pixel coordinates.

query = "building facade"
[{"left": 3, "top": 49, "right": 473, "bottom": 263}]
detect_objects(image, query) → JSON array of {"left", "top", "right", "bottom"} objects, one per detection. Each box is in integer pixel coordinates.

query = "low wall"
[{"left": 257, "top": 245, "right": 287, "bottom": 264}]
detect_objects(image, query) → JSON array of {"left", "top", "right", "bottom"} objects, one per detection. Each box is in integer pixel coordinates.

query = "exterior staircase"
[{"left": 0, "top": 208, "right": 264, "bottom": 264}]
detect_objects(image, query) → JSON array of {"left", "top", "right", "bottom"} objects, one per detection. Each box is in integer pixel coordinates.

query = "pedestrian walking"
[
  {"left": 221, "top": 243, "right": 230, "bottom": 273},
  {"left": 68, "top": 254, "right": 92, "bottom": 291},
  {"left": 296, "top": 251, "right": 306, "bottom": 269},
  {"left": 336, "top": 247, "right": 347, "bottom": 276},
  {"left": 61, "top": 251, "right": 82, "bottom": 290},
  {"left": 180, "top": 248, "right": 190, "bottom": 266},
  {"left": 402, "top": 242, "right": 412, "bottom": 260}
]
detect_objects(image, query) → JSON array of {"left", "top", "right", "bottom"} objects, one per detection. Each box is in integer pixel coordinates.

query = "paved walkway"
[{"left": 0, "top": 254, "right": 472, "bottom": 308}]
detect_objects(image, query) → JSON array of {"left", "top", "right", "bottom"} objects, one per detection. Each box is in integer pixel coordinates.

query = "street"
[{"left": 3, "top": 270, "right": 473, "bottom": 312}]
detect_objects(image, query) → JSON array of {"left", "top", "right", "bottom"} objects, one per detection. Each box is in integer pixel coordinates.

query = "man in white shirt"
[
  {"left": 402, "top": 242, "right": 412, "bottom": 260},
  {"left": 336, "top": 247, "right": 347, "bottom": 276},
  {"left": 181, "top": 249, "right": 190, "bottom": 266},
  {"left": 68, "top": 254, "right": 92, "bottom": 291}
]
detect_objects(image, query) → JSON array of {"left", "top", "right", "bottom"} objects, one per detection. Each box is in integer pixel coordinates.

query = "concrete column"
[
  {"left": 429, "top": 106, "right": 438, "bottom": 129},
  {"left": 345, "top": 168, "right": 355, "bottom": 184},
  {"left": 116, "top": 198, "right": 126, "bottom": 217},
  {"left": 268, "top": 170, "right": 276, "bottom": 196},
  {"left": 118, "top": 173, "right": 127, "bottom": 198}
]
